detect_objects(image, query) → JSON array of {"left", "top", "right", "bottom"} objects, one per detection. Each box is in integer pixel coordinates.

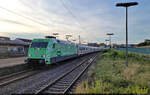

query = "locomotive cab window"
[
  {"left": 52, "top": 43, "right": 55, "bottom": 48},
  {"left": 31, "top": 42, "right": 48, "bottom": 48}
]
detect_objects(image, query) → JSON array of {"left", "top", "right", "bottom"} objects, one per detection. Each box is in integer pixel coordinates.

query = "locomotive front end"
[{"left": 25, "top": 39, "right": 49, "bottom": 65}]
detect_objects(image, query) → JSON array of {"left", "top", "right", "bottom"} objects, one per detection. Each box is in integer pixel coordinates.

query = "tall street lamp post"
[
  {"left": 107, "top": 33, "right": 114, "bottom": 48},
  {"left": 116, "top": 2, "right": 138, "bottom": 67}
]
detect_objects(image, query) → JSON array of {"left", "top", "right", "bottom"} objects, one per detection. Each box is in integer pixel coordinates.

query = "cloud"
[
  {"left": 0, "top": 19, "right": 33, "bottom": 27},
  {"left": 0, "top": 0, "right": 149, "bottom": 44}
]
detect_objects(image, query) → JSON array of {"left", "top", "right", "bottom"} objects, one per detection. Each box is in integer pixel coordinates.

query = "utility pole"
[
  {"left": 79, "top": 35, "right": 81, "bottom": 44},
  {"left": 66, "top": 35, "right": 72, "bottom": 42}
]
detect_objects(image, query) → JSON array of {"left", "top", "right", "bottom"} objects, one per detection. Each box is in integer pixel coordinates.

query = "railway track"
[
  {"left": 0, "top": 68, "right": 42, "bottom": 87},
  {"left": 35, "top": 53, "right": 98, "bottom": 94}
]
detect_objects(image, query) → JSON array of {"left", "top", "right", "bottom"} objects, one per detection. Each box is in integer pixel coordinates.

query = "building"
[
  {"left": 0, "top": 36, "right": 10, "bottom": 40},
  {"left": 0, "top": 36, "right": 31, "bottom": 56},
  {"left": 16, "top": 38, "right": 32, "bottom": 44},
  {"left": 15, "top": 38, "right": 32, "bottom": 53}
]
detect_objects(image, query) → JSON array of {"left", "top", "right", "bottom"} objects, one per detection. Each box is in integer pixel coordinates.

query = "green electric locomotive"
[{"left": 25, "top": 36, "right": 78, "bottom": 65}]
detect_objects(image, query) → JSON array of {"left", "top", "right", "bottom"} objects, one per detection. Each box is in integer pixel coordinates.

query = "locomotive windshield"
[{"left": 31, "top": 42, "right": 48, "bottom": 48}]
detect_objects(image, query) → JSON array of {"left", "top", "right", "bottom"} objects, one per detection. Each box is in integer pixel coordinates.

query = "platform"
[{"left": 0, "top": 57, "right": 26, "bottom": 68}]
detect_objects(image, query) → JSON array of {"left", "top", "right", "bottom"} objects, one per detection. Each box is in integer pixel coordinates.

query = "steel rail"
[
  {"left": 0, "top": 69, "right": 41, "bottom": 87},
  {"left": 0, "top": 68, "right": 33, "bottom": 81},
  {"left": 63, "top": 54, "right": 98, "bottom": 94},
  {"left": 34, "top": 55, "right": 92, "bottom": 94},
  {"left": 35, "top": 53, "right": 98, "bottom": 94}
]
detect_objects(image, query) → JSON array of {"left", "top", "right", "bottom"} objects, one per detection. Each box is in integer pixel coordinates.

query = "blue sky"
[{"left": 0, "top": 0, "right": 149, "bottom": 44}]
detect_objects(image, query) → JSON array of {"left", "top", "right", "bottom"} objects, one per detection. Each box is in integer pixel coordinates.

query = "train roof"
[
  {"left": 56, "top": 39, "right": 77, "bottom": 46},
  {"left": 32, "top": 38, "right": 100, "bottom": 49}
]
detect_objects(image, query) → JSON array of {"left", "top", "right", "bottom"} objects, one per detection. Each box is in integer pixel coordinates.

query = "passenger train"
[{"left": 25, "top": 36, "right": 101, "bottom": 65}]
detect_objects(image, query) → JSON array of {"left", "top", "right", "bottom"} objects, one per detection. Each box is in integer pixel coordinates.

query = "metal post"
[
  {"left": 116, "top": 2, "right": 138, "bottom": 67},
  {"left": 66, "top": 36, "right": 69, "bottom": 41},
  {"left": 126, "top": 7, "right": 128, "bottom": 67},
  {"left": 79, "top": 35, "right": 81, "bottom": 44},
  {"left": 105, "top": 39, "right": 109, "bottom": 48}
]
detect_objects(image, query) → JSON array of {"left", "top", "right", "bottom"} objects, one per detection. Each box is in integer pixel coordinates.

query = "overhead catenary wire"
[
  {"left": 0, "top": 6, "right": 52, "bottom": 38},
  {"left": 0, "top": 1, "right": 87, "bottom": 40},
  {"left": 59, "top": 0, "right": 87, "bottom": 32},
  {"left": 20, "top": 0, "right": 56, "bottom": 27},
  {"left": 0, "top": 6, "right": 48, "bottom": 27}
]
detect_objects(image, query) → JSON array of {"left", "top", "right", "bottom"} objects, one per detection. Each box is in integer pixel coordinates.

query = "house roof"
[
  {"left": 0, "top": 36, "right": 10, "bottom": 40},
  {"left": 0, "top": 39, "right": 29, "bottom": 46},
  {"left": 16, "top": 38, "right": 32, "bottom": 43}
]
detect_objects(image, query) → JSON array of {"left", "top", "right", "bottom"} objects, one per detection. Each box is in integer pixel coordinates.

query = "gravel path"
[{"left": 0, "top": 55, "right": 89, "bottom": 95}]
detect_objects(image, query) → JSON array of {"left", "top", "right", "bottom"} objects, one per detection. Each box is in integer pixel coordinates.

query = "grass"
[{"left": 75, "top": 49, "right": 150, "bottom": 94}]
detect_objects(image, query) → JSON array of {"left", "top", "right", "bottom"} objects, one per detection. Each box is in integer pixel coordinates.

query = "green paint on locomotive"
[{"left": 27, "top": 38, "right": 78, "bottom": 64}]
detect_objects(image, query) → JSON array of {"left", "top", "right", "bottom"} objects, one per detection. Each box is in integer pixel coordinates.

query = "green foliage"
[
  {"left": 101, "top": 49, "right": 126, "bottom": 58},
  {"left": 138, "top": 41, "right": 150, "bottom": 46},
  {"left": 101, "top": 49, "right": 150, "bottom": 64},
  {"left": 75, "top": 49, "right": 150, "bottom": 94}
]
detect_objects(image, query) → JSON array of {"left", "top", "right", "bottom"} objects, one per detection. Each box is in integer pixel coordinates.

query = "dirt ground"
[{"left": 0, "top": 57, "right": 26, "bottom": 68}]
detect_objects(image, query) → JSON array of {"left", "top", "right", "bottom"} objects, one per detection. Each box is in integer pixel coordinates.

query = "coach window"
[{"left": 52, "top": 43, "right": 55, "bottom": 48}]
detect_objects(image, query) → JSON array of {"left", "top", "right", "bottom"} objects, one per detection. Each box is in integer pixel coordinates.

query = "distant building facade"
[
  {"left": 16, "top": 38, "right": 32, "bottom": 44},
  {"left": 0, "top": 36, "right": 10, "bottom": 40},
  {"left": 0, "top": 36, "right": 31, "bottom": 55}
]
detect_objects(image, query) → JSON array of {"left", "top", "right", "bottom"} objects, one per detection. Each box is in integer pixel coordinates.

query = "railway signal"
[{"left": 116, "top": 2, "right": 138, "bottom": 67}]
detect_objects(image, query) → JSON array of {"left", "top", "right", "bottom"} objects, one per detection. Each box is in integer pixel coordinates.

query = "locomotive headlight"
[
  {"left": 45, "top": 59, "right": 49, "bottom": 62},
  {"left": 42, "top": 55, "right": 46, "bottom": 58},
  {"left": 28, "top": 54, "right": 32, "bottom": 57}
]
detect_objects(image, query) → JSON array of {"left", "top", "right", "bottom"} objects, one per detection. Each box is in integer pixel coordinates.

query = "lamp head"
[{"left": 116, "top": 2, "right": 138, "bottom": 7}]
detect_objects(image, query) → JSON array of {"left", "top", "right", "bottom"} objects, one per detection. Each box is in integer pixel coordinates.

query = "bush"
[{"left": 75, "top": 49, "right": 150, "bottom": 94}]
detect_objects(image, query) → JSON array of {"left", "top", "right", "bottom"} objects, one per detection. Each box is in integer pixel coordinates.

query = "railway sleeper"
[
  {"left": 60, "top": 78, "right": 74, "bottom": 82},
  {"left": 50, "top": 85, "right": 68, "bottom": 89},
  {"left": 57, "top": 80, "right": 70, "bottom": 84},
  {"left": 45, "top": 91, "right": 65, "bottom": 94},
  {"left": 55, "top": 83, "right": 69, "bottom": 86},
  {"left": 66, "top": 74, "right": 78, "bottom": 78},
  {"left": 52, "top": 83, "right": 69, "bottom": 87},
  {"left": 46, "top": 87, "right": 65, "bottom": 92}
]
